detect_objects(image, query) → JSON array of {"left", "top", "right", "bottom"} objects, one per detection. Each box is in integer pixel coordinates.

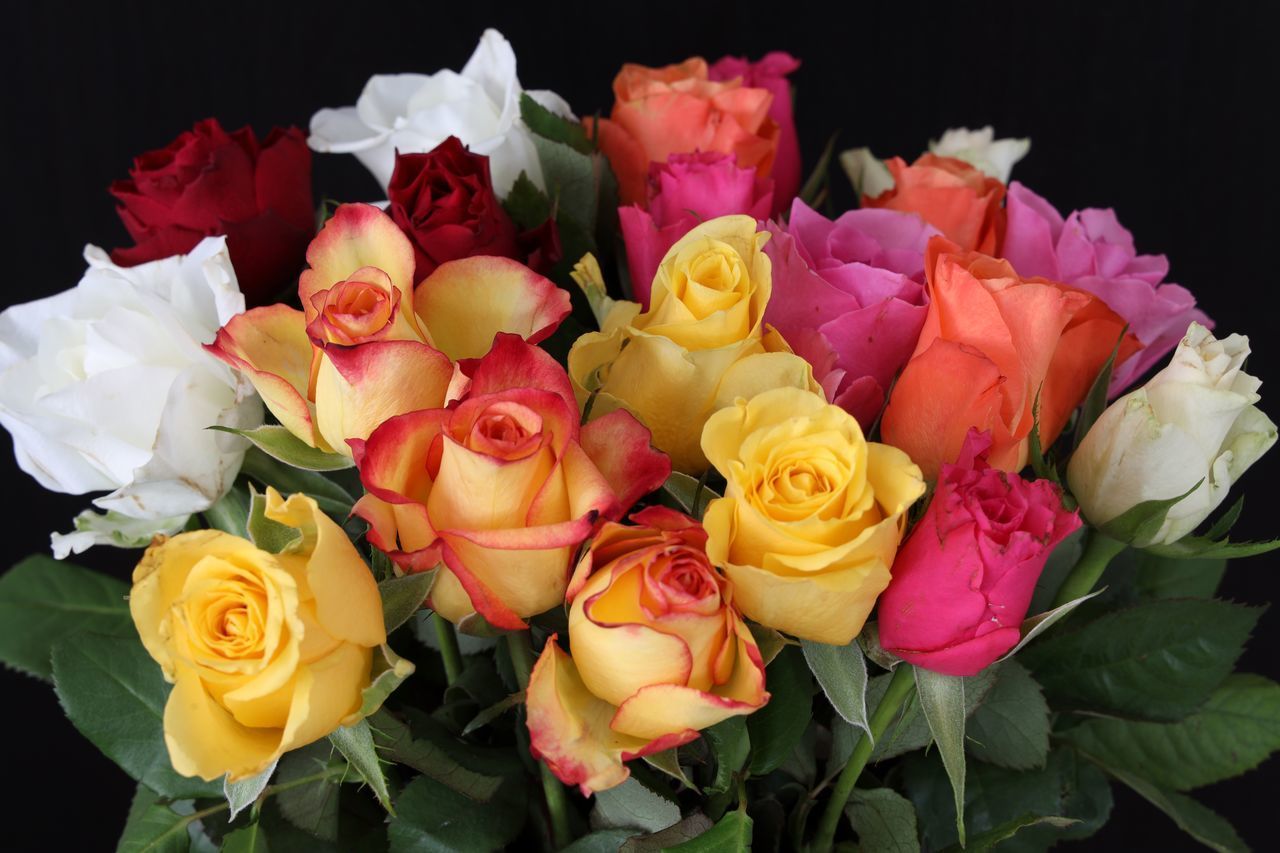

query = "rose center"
[
  {"left": 675, "top": 244, "right": 749, "bottom": 319},
  {"left": 467, "top": 401, "right": 544, "bottom": 460}
]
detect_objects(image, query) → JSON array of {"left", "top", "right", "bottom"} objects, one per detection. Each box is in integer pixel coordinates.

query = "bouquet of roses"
[{"left": 2, "top": 28, "right": 1277, "bottom": 853}]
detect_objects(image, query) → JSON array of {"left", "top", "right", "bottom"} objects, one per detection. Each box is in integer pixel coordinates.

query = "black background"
[{"left": 2, "top": 1, "right": 1277, "bottom": 849}]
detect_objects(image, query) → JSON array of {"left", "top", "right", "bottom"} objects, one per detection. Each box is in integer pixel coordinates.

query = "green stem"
[
  {"left": 506, "top": 631, "right": 573, "bottom": 851},
  {"left": 1052, "top": 529, "right": 1127, "bottom": 609},
  {"left": 433, "top": 615, "right": 464, "bottom": 685},
  {"left": 811, "top": 663, "right": 916, "bottom": 853}
]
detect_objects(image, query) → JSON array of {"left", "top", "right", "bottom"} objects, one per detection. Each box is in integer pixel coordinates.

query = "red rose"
[
  {"left": 109, "top": 118, "right": 314, "bottom": 307},
  {"left": 388, "top": 137, "right": 561, "bottom": 283}
]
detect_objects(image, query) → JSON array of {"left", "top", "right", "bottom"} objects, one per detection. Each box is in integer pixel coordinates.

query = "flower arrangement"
[{"left": 1, "top": 27, "right": 1276, "bottom": 852}]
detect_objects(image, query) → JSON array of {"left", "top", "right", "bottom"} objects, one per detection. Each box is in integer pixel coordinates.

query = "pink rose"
[
  {"left": 709, "top": 52, "right": 801, "bottom": 215},
  {"left": 763, "top": 199, "right": 936, "bottom": 428},
  {"left": 619, "top": 153, "right": 774, "bottom": 308},
  {"left": 1001, "top": 181, "right": 1212, "bottom": 394},
  {"left": 876, "top": 430, "right": 1081, "bottom": 677}
]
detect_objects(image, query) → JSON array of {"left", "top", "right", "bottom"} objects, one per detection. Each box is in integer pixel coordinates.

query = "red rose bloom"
[
  {"left": 109, "top": 118, "right": 314, "bottom": 306},
  {"left": 388, "top": 136, "right": 560, "bottom": 283}
]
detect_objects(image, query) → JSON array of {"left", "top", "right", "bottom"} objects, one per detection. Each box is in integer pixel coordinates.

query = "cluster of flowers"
[{"left": 0, "top": 27, "right": 1274, "bottom": 849}]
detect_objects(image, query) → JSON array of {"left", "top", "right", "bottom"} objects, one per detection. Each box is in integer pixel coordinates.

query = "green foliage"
[
  {"left": 378, "top": 571, "right": 437, "bottom": 634},
  {"left": 747, "top": 645, "right": 813, "bottom": 775},
  {"left": 274, "top": 745, "right": 344, "bottom": 842},
  {"left": 965, "top": 662, "right": 1050, "bottom": 770},
  {"left": 1072, "top": 326, "right": 1126, "bottom": 450},
  {"left": 704, "top": 716, "right": 750, "bottom": 795},
  {"left": 664, "top": 810, "right": 752, "bottom": 852},
  {"left": 844, "top": 787, "right": 920, "bottom": 853},
  {"left": 239, "top": 447, "right": 355, "bottom": 518},
  {"left": 210, "top": 425, "right": 353, "bottom": 471},
  {"left": 914, "top": 667, "right": 968, "bottom": 845},
  {"left": 802, "top": 638, "right": 871, "bottom": 740},
  {"left": 225, "top": 761, "right": 276, "bottom": 820},
  {"left": 1101, "top": 766, "right": 1245, "bottom": 852},
  {"left": 222, "top": 823, "right": 271, "bottom": 853},
  {"left": 386, "top": 770, "right": 527, "bottom": 852},
  {"left": 371, "top": 710, "right": 504, "bottom": 802},
  {"left": 329, "top": 720, "right": 393, "bottom": 813},
  {"left": 591, "top": 777, "right": 680, "bottom": 833},
  {"left": 116, "top": 784, "right": 195, "bottom": 853}
]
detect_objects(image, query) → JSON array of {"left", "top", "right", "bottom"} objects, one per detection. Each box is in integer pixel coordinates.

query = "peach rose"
[{"left": 862, "top": 154, "right": 1006, "bottom": 254}]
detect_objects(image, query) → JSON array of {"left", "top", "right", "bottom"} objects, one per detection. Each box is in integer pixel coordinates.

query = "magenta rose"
[
  {"left": 1001, "top": 181, "right": 1212, "bottom": 394},
  {"left": 709, "top": 52, "right": 801, "bottom": 215},
  {"left": 876, "top": 430, "right": 1081, "bottom": 677},
  {"left": 619, "top": 152, "right": 774, "bottom": 307},
  {"left": 763, "top": 199, "right": 936, "bottom": 428}
]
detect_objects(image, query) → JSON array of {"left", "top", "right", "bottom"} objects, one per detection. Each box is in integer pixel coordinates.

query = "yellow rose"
[
  {"left": 568, "top": 215, "right": 819, "bottom": 474},
  {"left": 129, "top": 489, "right": 385, "bottom": 781},
  {"left": 701, "top": 387, "right": 926, "bottom": 645}
]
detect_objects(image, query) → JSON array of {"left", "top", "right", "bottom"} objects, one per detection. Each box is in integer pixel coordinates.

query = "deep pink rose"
[
  {"left": 709, "top": 52, "right": 801, "bottom": 215},
  {"left": 1001, "top": 181, "right": 1212, "bottom": 394},
  {"left": 877, "top": 430, "right": 1081, "bottom": 677},
  {"left": 763, "top": 199, "right": 936, "bottom": 428},
  {"left": 619, "top": 153, "right": 774, "bottom": 307}
]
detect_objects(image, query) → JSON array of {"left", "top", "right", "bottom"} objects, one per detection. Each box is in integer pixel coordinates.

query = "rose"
[
  {"left": 861, "top": 154, "right": 1006, "bottom": 254},
  {"left": 708, "top": 52, "right": 802, "bottom": 213},
  {"left": 387, "top": 136, "right": 560, "bottom": 283},
  {"left": 207, "top": 203, "right": 569, "bottom": 455},
  {"left": 308, "top": 29, "right": 573, "bottom": 195},
  {"left": 526, "top": 507, "right": 767, "bottom": 795},
  {"left": 881, "top": 237, "right": 1136, "bottom": 480},
  {"left": 351, "top": 334, "right": 669, "bottom": 630},
  {"left": 877, "top": 430, "right": 1081, "bottom": 676},
  {"left": 619, "top": 153, "right": 775, "bottom": 307},
  {"left": 1002, "top": 181, "right": 1212, "bottom": 394},
  {"left": 763, "top": 199, "right": 937, "bottom": 428},
  {"left": 701, "top": 386, "right": 926, "bottom": 645},
  {"left": 594, "top": 58, "right": 780, "bottom": 206},
  {"left": 0, "top": 237, "right": 261, "bottom": 556},
  {"left": 109, "top": 118, "right": 314, "bottom": 307},
  {"left": 1068, "top": 323, "right": 1277, "bottom": 546},
  {"left": 928, "top": 126, "right": 1030, "bottom": 184},
  {"left": 568, "top": 215, "right": 820, "bottom": 474},
  {"left": 129, "top": 489, "right": 385, "bottom": 781}
]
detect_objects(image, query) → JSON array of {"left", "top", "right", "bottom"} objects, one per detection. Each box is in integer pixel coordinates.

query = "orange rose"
[
  {"left": 595, "top": 58, "right": 780, "bottom": 206},
  {"left": 862, "top": 154, "right": 1005, "bottom": 254},
  {"left": 881, "top": 237, "right": 1138, "bottom": 479}
]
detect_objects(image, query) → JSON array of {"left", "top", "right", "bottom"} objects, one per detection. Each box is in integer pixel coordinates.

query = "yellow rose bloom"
[
  {"left": 569, "top": 215, "right": 820, "bottom": 474},
  {"left": 701, "top": 387, "right": 926, "bottom": 645},
  {"left": 129, "top": 489, "right": 385, "bottom": 781}
]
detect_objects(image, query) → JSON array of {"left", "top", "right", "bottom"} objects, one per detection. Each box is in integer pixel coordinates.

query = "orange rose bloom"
[
  {"left": 595, "top": 58, "right": 780, "bottom": 206},
  {"left": 863, "top": 154, "right": 1005, "bottom": 254},
  {"left": 881, "top": 237, "right": 1138, "bottom": 479}
]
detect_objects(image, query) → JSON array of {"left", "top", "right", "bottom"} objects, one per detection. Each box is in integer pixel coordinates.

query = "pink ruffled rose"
[
  {"left": 619, "top": 153, "right": 774, "bottom": 307},
  {"left": 1001, "top": 181, "right": 1212, "bottom": 394},
  {"left": 709, "top": 52, "right": 801, "bottom": 215},
  {"left": 876, "top": 430, "right": 1081, "bottom": 677},
  {"left": 763, "top": 199, "right": 937, "bottom": 428}
]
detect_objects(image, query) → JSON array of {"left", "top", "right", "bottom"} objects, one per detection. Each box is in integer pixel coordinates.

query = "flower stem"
[
  {"left": 433, "top": 615, "right": 464, "bottom": 686},
  {"left": 1052, "top": 529, "right": 1127, "bottom": 609},
  {"left": 811, "top": 663, "right": 916, "bottom": 853},
  {"left": 506, "top": 631, "right": 573, "bottom": 851}
]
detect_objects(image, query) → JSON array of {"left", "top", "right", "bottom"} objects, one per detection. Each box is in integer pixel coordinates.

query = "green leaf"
[
  {"left": 1133, "top": 553, "right": 1227, "bottom": 600},
  {"left": 533, "top": 136, "right": 599, "bottom": 233},
  {"left": 116, "top": 784, "right": 192, "bottom": 853},
  {"left": 225, "top": 760, "right": 276, "bottom": 821},
  {"left": 704, "top": 716, "right": 750, "bottom": 795},
  {"left": 844, "top": 787, "right": 920, "bottom": 853},
  {"left": 1073, "top": 326, "right": 1126, "bottom": 450},
  {"left": 1202, "top": 495, "right": 1245, "bottom": 541},
  {"left": 461, "top": 690, "right": 525, "bottom": 736},
  {"left": 658, "top": 471, "right": 721, "bottom": 518},
  {"left": 371, "top": 709, "right": 503, "bottom": 802},
  {"left": 663, "top": 809, "right": 751, "bottom": 852},
  {"left": 387, "top": 772, "right": 526, "bottom": 853},
  {"left": 995, "top": 588, "right": 1106, "bottom": 664},
  {"left": 1060, "top": 673, "right": 1280, "bottom": 791},
  {"left": 1019, "top": 598, "right": 1261, "bottom": 720},
  {"left": 747, "top": 622, "right": 792, "bottom": 666},
  {"left": 867, "top": 664, "right": 997, "bottom": 762},
  {"left": 378, "top": 571, "right": 437, "bottom": 634},
  {"left": 1029, "top": 528, "right": 1085, "bottom": 614},
  {"left": 520, "top": 93, "right": 593, "bottom": 153},
  {"left": 857, "top": 621, "right": 902, "bottom": 672},
  {"left": 643, "top": 748, "right": 698, "bottom": 791},
  {"left": 915, "top": 667, "right": 968, "bottom": 845},
  {"left": 1100, "top": 766, "right": 1245, "bottom": 852},
  {"left": 1027, "top": 388, "right": 1058, "bottom": 483},
  {"left": 0, "top": 554, "right": 131, "bottom": 680},
  {"left": 965, "top": 662, "right": 1050, "bottom": 771},
  {"left": 210, "top": 425, "right": 352, "bottom": 471},
  {"left": 51, "top": 633, "right": 221, "bottom": 799},
  {"left": 203, "top": 484, "right": 250, "bottom": 537},
  {"left": 562, "top": 830, "right": 638, "bottom": 852},
  {"left": 358, "top": 644, "right": 416, "bottom": 718},
  {"left": 239, "top": 448, "right": 354, "bottom": 518},
  {"left": 246, "top": 486, "right": 304, "bottom": 555},
  {"left": 1097, "top": 479, "right": 1201, "bottom": 545},
  {"left": 620, "top": 815, "right": 715, "bottom": 851},
  {"left": 1144, "top": 533, "right": 1280, "bottom": 560},
  {"left": 591, "top": 777, "right": 681, "bottom": 832},
  {"left": 222, "top": 824, "right": 270, "bottom": 853},
  {"left": 504, "top": 173, "right": 553, "bottom": 230},
  {"left": 802, "top": 638, "right": 871, "bottom": 740},
  {"left": 328, "top": 720, "right": 392, "bottom": 813},
  {"left": 747, "top": 645, "right": 813, "bottom": 775},
  {"left": 941, "top": 814, "right": 1077, "bottom": 853},
  {"left": 274, "top": 744, "right": 344, "bottom": 842},
  {"left": 798, "top": 132, "right": 839, "bottom": 208}
]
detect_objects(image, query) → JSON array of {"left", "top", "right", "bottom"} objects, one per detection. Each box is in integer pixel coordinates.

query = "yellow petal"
[
  {"left": 300, "top": 203, "right": 417, "bottom": 330},
  {"left": 163, "top": 665, "right": 282, "bottom": 782},
  {"left": 278, "top": 641, "right": 372, "bottom": 754}
]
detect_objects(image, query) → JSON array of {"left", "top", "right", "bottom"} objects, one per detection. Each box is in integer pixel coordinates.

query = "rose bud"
[
  {"left": 129, "top": 489, "right": 385, "bottom": 781},
  {"left": 1068, "top": 322, "right": 1277, "bottom": 547},
  {"left": 526, "top": 507, "right": 768, "bottom": 795},
  {"left": 877, "top": 430, "right": 1081, "bottom": 677}
]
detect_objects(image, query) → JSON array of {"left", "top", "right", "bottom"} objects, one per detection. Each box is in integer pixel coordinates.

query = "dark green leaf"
[
  {"left": 1073, "top": 327, "right": 1127, "bottom": 450},
  {"left": 1203, "top": 495, "right": 1245, "bottom": 541},
  {"left": 52, "top": 633, "right": 221, "bottom": 799},
  {"left": 0, "top": 554, "right": 131, "bottom": 680},
  {"left": 378, "top": 571, "right": 437, "bottom": 633},
  {"left": 802, "top": 638, "right": 871, "bottom": 740},
  {"left": 203, "top": 484, "right": 250, "bottom": 537},
  {"left": 1144, "top": 533, "right": 1280, "bottom": 561},
  {"left": 867, "top": 664, "right": 997, "bottom": 762},
  {"left": 965, "top": 662, "right": 1050, "bottom": 770},
  {"left": 116, "top": 784, "right": 192, "bottom": 853},
  {"left": 915, "top": 667, "right": 967, "bottom": 845},
  {"left": 1097, "top": 480, "right": 1201, "bottom": 545},
  {"left": 1027, "top": 389, "right": 1058, "bottom": 483},
  {"left": 799, "top": 133, "right": 839, "bottom": 208},
  {"left": 209, "top": 425, "right": 352, "bottom": 471},
  {"left": 747, "top": 645, "right": 813, "bottom": 775},
  {"left": 1020, "top": 598, "right": 1260, "bottom": 720},
  {"left": 620, "top": 815, "right": 715, "bottom": 851},
  {"left": 329, "top": 720, "right": 392, "bottom": 813},
  {"left": 1029, "top": 529, "right": 1085, "bottom": 614},
  {"left": 995, "top": 588, "right": 1105, "bottom": 664},
  {"left": 664, "top": 809, "right": 751, "bottom": 852},
  {"left": 844, "top": 787, "right": 920, "bottom": 853},
  {"left": 222, "top": 824, "right": 270, "bottom": 853},
  {"left": 659, "top": 471, "right": 722, "bottom": 517},
  {"left": 941, "top": 814, "right": 1077, "bottom": 853},
  {"left": 358, "top": 644, "right": 416, "bottom": 718},
  {"left": 704, "top": 716, "right": 750, "bottom": 795},
  {"left": 239, "top": 448, "right": 354, "bottom": 518},
  {"left": 643, "top": 748, "right": 698, "bottom": 791},
  {"left": 591, "top": 777, "right": 680, "bottom": 832},
  {"left": 520, "top": 93, "right": 593, "bottom": 153},
  {"left": 387, "top": 771, "right": 526, "bottom": 853},
  {"left": 533, "top": 136, "right": 598, "bottom": 235},
  {"left": 246, "top": 486, "right": 304, "bottom": 555},
  {"left": 1132, "top": 552, "right": 1227, "bottom": 600},
  {"left": 274, "top": 744, "right": 344, "bottom": 843},
  {"left": 371, "top": 710, "right": 504, "bottom": 802},
  {"left": 562, "top": 830, "right": 638, "bottom": 852},
  {"left": 461, "top": 690, "right": 525, "bottom": 736},
  {"left": 503, "top": 173, "right": 553, "bottom": 230},
  {"left": 1101, "top": 766, "right": 1245, "bottom": 852}
]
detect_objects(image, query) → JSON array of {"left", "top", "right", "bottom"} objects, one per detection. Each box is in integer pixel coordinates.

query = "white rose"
[
  {"left": 929, "top": 126, "right": 1030, "bottom": 184},
  {"left": 0, "top": 237, "right": 262, "bottom": 556},
  {"left": 1067, "top": 322, "right": 1277, "bottom": 546},
  {"left": 308, "top": 28, "right": 573, "bottom": 196}
]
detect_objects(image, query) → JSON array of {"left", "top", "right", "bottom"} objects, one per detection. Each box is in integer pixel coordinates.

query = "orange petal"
[
  {"left": 579, "top": 409, "right": 672, "bottom": 515},
  {"left": 299, "top": 203, "right": 416, "bottom": 327}
]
